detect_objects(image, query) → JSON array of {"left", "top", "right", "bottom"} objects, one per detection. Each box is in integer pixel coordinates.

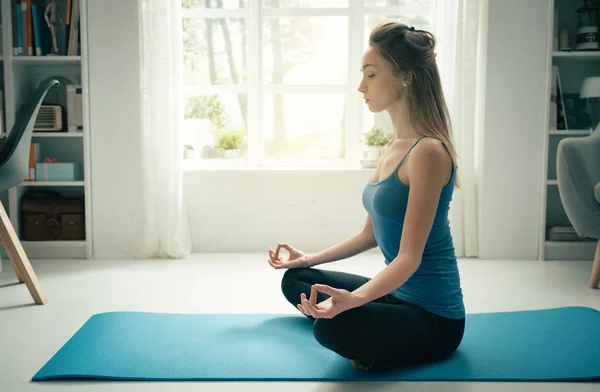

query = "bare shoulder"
[{"left": 407, "top": 138, "right": 453, "bottom": 185}]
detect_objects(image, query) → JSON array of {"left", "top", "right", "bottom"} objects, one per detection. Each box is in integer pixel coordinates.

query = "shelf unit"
[
  {"left": 539, "top": 0, "right": 599, "bottom": 261},
  {"left": 0, "top": 0, "right": 92, "bottom": 262}
]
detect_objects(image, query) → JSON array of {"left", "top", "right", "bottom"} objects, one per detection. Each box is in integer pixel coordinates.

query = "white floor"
[{"left": 0, "top": 253, "right": 599, "bottom": 392}]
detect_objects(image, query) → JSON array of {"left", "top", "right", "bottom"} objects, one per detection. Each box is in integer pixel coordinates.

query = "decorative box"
[{"left": 35, "top": 163, "right": 83, "bottom": 182}]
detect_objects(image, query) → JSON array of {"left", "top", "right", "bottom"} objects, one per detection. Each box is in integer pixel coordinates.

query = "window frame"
[{"left": 181, "top": 2, "right": 440, "bottom": 169}]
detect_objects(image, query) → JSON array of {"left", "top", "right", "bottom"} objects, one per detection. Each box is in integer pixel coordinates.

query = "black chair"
[{"left": 0, "top": 78, "right": 60, "bottom": 305}]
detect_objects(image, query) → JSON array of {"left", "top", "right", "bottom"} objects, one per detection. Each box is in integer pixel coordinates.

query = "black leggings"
[{"left": 281, "top": 267, "right": 465, "bottom": 366}]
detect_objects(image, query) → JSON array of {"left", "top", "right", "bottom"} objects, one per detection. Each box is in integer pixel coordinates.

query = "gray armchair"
[{"left": 556, "top": 127, "right": 600, "bottom": 289}]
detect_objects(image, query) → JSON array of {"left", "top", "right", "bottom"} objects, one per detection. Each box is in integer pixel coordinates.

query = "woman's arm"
[
  {"left": 307, "top": 215, "right": 378, "bottom": 267},
  {"left": 351, "top": 140, "right": 452, "bottom": 306}
]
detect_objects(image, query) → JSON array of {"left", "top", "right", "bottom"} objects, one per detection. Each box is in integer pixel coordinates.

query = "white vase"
[
  {"left": 224, "top": 149, "right": 241, "bottom": 159},
  {"left": 183, "top": 149, "right": 195, "bottom": 159},
  {"left": 365, "top": 146, "right": 383, "bottom": 161}
]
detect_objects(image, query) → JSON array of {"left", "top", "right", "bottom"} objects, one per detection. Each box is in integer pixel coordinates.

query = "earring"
[{"left": 403, "top": 82, "right": 407, "bottom": 87}]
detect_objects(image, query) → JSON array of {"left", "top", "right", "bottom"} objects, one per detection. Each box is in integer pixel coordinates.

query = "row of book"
[{"left": 12, "top": 0, "right": 80, "bottom": 57}]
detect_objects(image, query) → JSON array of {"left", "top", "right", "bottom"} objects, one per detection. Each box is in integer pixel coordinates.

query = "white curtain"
[
  {"left": 438, "top": 0, "right": 489, "bottom": 258},
  {"left": 123, "top": 0, "right": 191, "bottom": 259}
]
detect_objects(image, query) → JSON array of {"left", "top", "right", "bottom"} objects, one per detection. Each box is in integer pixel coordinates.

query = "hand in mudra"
[
  {"left": 298, "top": 284, "right": 359, "bottom": 319},
  {"left": 267, "top": 243, "right": 309, "bottom": 270}
]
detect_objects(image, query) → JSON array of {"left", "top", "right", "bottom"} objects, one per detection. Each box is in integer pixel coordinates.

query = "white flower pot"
[
  {"left": 365, "top": 146, "right": 383, "bottom": 161},
  {"left": 183, "top": 149, "right": 195, "bottom": 159},
  {"left": 224, "top": 149, "right": 241, "bottom": 159}
]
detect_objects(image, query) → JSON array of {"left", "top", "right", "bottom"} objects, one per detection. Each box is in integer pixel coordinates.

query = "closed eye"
[{"left": 368, "top": 74, "right": 375, "bottom": 78}]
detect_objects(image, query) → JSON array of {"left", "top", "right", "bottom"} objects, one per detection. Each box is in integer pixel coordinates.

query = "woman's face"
[{"left": 358, "top": 47, "right": 404, "bottom": 113}]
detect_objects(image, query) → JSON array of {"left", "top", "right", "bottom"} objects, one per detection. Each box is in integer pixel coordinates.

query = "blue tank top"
[{"left": 362, "top": 136, "right": 465, "bottom": 319}]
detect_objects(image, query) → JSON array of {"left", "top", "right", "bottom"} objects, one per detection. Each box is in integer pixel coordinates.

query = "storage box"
[
  {"left": 35, "top": 163, "right": 82, "bottom": 181},
  {"left": 21, "top": 190, "right": 85, "bottom": 241}
]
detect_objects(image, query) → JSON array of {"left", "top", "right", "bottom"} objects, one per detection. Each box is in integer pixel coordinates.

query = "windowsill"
[{"left": 182, "top": 159, "right": 376, "bottom": 172}]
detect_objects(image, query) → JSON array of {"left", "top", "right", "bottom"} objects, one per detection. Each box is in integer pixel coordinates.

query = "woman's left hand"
[{"left": 298, "top": 284, "right": 361, "bottom": 319}]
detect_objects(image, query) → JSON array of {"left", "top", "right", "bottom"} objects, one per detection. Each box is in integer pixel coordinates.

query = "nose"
[{"left": 358, "top": 81, "right": 366, "bottom": 93}]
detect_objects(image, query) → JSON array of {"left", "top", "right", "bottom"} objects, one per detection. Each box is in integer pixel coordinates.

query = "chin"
[{"left": 366, "top": 103, "right": 384, "bottom": 113}]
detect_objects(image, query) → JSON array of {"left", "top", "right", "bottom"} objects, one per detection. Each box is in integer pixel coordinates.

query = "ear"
[{"left": 402, "top": 71, "right": 413, "bottom": 86}]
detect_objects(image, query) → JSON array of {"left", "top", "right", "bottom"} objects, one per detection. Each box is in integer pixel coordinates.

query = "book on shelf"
[
  {"left": 66, "top": 84, "right": 83, "bottom": 132},
  {"left": 25, "top": 143, "right": 41, "bottom": 182},
  {"left": 0, "top": 90, "right": 4, "bottom": 135},
  {"left": 551, "top": 66, "right": 569, "bottom": 130},
  {"left": 13, "top": 0, "right": 81, "bottom": 57}
]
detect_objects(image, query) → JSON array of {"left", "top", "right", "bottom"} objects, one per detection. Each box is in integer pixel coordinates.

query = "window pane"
[
  {"left": 183, "top": 94, "right": 248, "bottom": 160},
  {"left": 365, "top": 0, "right": 431, "bottom": 7},
  {"left": 182, "top": 0, "right": 246, "bottom": 9},
  {"left": 362, "top": 106, "right": 393, "bottom": 145},
  {"left": 263, "top": 17, "right": 348, "bottom": 85},
  {"left": 263, "top": 94, "right": 345, "bottom": 159},
  {"left": 183, "top": 18, "right": 247, "bottom": 85},
  {"left": 264, "top": 0, "right": 347, "bottom": 8}
]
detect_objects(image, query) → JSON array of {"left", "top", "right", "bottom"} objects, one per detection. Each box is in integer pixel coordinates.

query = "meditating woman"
[{"left": 268, "top": 21, "right": 465, "bottom": 371}]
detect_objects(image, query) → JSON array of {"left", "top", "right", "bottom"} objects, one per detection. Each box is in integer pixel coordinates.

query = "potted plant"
[
  {"left": 361, "top": 127, "right": 392, "bottom": 161},
  {"left": 217, "top": 131, "right": 245, "bottom": 159},
  {"left": 183, "top": 145, "right": 195, "bottom": 159}
]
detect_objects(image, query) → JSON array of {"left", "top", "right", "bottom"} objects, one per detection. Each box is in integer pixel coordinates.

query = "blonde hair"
[{"left": 369, "top": 22, "right": 460, "bottom": 188}]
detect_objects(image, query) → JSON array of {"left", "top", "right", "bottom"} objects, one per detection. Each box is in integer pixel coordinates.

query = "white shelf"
[
  {"left": 19, "top": 181, "right": 85, "bottom": 187},
  {"left": 540, "top": 3, "right": 600, "bottom": 261},
  {"left": 12, "top": 55, "right": 81, "bottom": 63},
  {"left": 0, "top": 0, "right": 92, "bottom": 260},
  {"left": 21, "top": 240, "right": 86, "bottom": 259},
  {"left": 0, "top": 240, "right": 87, "bottom": 260},
  {"left": 32, "top": 132, "right": 84, "bottom": 137},
  {"left": 549, "top": 130, "right": 592, "bottom": 136},
  {"left": 544, "top": 240, "right": 597, "bottom": 261},
  {"left": 552, "top": 51, "right": 600, "bottom": 60}
]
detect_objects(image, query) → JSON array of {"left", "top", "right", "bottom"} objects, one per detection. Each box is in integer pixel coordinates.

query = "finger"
[
  {"left": 270, "top": 249, "right": 284, "bottom": 266},
  {"left": 297, "top": 304, "right": 308, "bottom": 316},
  {"left": 275, "top": 244, "right": 284, "bottom": 259},
  {"left": 314, "top": 284, "right": 337, "bottom": 297},
  {"left": 269, "top": 248, "right": 278, "bottom": 263},
  {"left": 309, "top": 285, "right": 317, "bottom": 307},
  {"left": 300, "top": 293, "right": 312, "bottom": 314},
  {"left": 276, "top": 243, "right": 293, "bottom": 259},
  {"left": 302, "top": 297, "right": 318, "bottom": 318},
  {"left": 267, "top": 257, "right": 281, "bottom": 269}
]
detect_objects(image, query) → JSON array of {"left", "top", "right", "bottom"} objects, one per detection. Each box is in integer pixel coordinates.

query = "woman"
[{"left": 268, "top": 21, "right": 465, "bottom": 371}]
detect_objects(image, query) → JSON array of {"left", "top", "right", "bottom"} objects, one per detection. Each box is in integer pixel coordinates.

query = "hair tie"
[{"left": 409, "top": 26, "right": 415, "bottom": 31}]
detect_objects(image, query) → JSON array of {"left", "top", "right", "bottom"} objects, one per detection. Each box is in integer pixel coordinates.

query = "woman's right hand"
[{"left": 267, "top": 243, "right": 310, "bottom": 270}]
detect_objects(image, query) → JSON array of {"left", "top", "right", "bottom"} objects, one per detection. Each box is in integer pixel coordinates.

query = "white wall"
[
  {"left": 476, "top": 0, "right": 551, "bottom": 260},
  {"left": 185, "top": 169, "right": 374, "bottom": 254},
  {"left": 87, "top": 0, "right": 143, "bottom": 259},
  {"left": 87, "top": 0, "right": 552, "bottom": 260}
]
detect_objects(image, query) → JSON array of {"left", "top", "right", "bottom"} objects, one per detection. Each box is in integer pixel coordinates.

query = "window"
[{"left": 181, "top": 0, "right": 441, "bottom": 167}]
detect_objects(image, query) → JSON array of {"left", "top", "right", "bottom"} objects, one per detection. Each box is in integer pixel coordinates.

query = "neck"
[{"left": 386, "top": 99, "right": 420, "bottom": 140}]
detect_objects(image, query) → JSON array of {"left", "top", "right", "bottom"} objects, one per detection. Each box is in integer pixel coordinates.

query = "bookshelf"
[
  {"left": 540, "top": 0, "right": 600, "bottom": 260},
  {"left": 0, "top": 0, "right": 92, "bottom": 262}
]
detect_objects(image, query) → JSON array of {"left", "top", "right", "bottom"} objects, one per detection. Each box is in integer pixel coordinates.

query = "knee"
[
  {"left": 280, "top": 268, "right": 300, "bottom": 293},
  {"left": 312, "top": 318, "right": 350, "bottom": 358},
  {"left": 312, "top": 318, "right": 332, "bottom": 346}
]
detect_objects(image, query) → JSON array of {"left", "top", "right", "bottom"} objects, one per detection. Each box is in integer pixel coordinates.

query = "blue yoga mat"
[{"left": 32, "top": 306, "right": 600, "bottom": 382}]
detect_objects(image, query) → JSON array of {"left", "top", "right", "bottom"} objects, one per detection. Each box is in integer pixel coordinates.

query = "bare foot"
[{"left": 351, "top": 359, "right": 375, "bottom": 371}]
